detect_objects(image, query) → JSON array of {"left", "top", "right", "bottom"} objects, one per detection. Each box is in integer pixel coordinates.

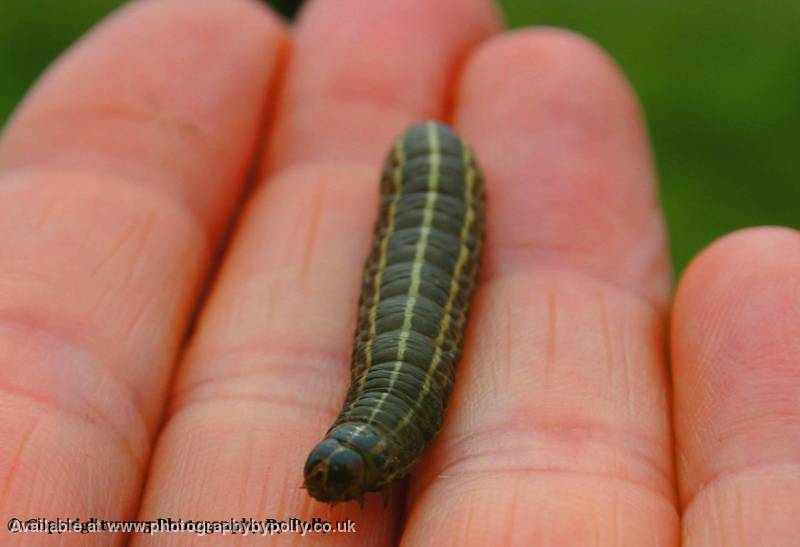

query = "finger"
[
  {"left": 263, "top": 0, "right": 501, "bottom": 174},
  {"left": 0, "top": 0, "right": 286, "bottom": 242},
  {"left": 0, "top": 0, "right": 284, "bottom": 533},
  {"left": 458, "top": 27, "right": 671, "bottom": 303},
  {"left": 135, "top": 0, "right": 500, "bottom": 543},
  {"left": 672, "top": 227, "right": 800, "bottom": 546},
  {"left": 401, "top": 29, "right": 678, "bottom": 546}
]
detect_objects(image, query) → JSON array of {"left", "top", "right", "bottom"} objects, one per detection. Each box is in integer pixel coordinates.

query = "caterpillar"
[{"left": 303, "top": 121, "right": 485, "bottom": 505}]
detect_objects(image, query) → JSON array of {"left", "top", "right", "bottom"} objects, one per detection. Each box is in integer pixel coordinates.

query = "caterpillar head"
[{"left": 303, "top": 438, "right": 366, "bottom": 505}]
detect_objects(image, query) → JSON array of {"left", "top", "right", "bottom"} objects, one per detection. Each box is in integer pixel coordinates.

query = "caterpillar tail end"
[{"left": 303, "top": 438, "right": 367, "bottom": 504}]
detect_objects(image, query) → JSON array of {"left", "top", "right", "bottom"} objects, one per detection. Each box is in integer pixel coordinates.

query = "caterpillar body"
[{"left": 303, "top": 121, "right": 485, "bottom": 505}]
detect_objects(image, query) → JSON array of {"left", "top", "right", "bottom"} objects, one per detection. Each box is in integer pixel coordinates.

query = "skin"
[{"left": 0, "top": 0, "right": 797, "bottom": 545}]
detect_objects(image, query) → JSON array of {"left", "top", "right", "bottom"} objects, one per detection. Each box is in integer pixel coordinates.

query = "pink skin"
[{"left": 0, "top": 0, "right": 797, "bottom": 545}]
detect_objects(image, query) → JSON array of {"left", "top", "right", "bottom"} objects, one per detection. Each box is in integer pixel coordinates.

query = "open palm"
[{"left": 2, "top": 1, "right": 798, "bottom": 545}]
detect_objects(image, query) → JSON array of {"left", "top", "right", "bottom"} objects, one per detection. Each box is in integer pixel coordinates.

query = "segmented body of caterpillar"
[{"left": 303, "top": 121, "right": 485, "bottom": 505}]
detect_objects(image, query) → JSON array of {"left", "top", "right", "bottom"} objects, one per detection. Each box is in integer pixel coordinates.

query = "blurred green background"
[{"left": 1, "top": 0, "right": 798, "bottom": 274}]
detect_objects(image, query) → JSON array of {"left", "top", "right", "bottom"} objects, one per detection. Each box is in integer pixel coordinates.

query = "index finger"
[{"left": 0, "top": 0, "right": 285, "bottom": 539}]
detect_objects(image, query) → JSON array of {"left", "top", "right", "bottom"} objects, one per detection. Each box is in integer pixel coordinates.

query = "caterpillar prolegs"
[{"left": 303, "top": 121, "right": 485, "bottom": 504}]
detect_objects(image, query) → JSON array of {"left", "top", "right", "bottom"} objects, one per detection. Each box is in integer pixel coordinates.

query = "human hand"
[{"left": 1, "top": 0, "right": 797, "bottom": 545}]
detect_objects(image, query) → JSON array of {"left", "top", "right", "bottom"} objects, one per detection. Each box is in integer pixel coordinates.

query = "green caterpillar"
[{"left": 303, "top": 121, "right": 485, "bottom": 505}]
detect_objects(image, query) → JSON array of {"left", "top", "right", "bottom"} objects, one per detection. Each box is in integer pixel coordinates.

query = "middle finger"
[{"left": 135, "top": 0, "right": 499, "bottom": 544}]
